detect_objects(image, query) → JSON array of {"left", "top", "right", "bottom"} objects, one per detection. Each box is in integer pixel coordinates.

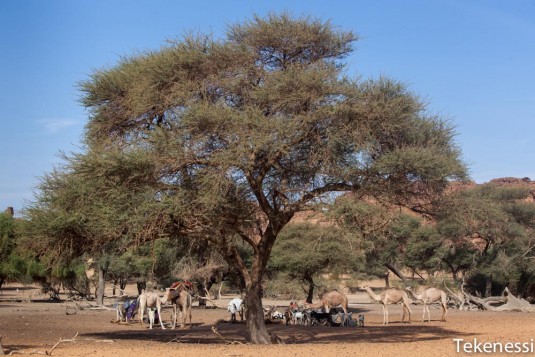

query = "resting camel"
[
  {"left": 361, "top": 286, "right": 412, "bottom": 325},
  {"left": 305, "top": 290, "right": 349, "bottom": 313},
  {"left": 161, "top": 286, "right": 192, "bottom": 329},
  {"left": 137, "top": 291, "right": 166, "bottom": 329},
  {"left": 406, "top": 286, "right": 447, "bottom": 322}
]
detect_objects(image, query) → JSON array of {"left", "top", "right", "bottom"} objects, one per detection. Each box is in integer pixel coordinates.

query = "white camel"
[
  {"left": 406, "top": 286, "right": 448, "bottom": 322},
  {"left": 161, "top": 287, "right": 192, "bottom": 329},
  {"left": 137, "top": 291, "right": 166, "bottom": 329},
  {"left": 361, "top": 286, "right": 412, "bottom": 325}
]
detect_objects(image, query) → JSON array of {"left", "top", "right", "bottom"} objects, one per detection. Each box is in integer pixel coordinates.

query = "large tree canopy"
[{"left": 73, "top": 13, "right": 467, "bottom": 343}]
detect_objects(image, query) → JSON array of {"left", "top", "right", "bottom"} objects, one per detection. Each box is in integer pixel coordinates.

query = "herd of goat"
[{"left": 114, "top": 284, "right": 448, "bottom": 329}]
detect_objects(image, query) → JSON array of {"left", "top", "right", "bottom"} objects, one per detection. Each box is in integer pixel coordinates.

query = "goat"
[
  {"left": 306, "top": 309, "right": 336, "bottom": 326},
  {"left": 271, "top": 310, "right": 285, "bottom": 320},
  {"left": 147, "top": 308, "right": 156, "bottom": 329},
  {"left": 337, "top": 312, "right": 355, "bottom": 327},
  {"left": 227, "top": 298, "right": 244, "bottom": 322}
]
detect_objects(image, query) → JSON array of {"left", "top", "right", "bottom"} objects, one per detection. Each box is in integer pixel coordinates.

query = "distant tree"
[
  {"left": 73, "top": 13, "right": 466, "bottom": 343},
  {"left": 269, "top": 223, "right": 358, "bottom": 302},
  {"left": 107, "top": 250, "right": 151, "bottom": 296},
  {"left": 330, "top": 197, "right": 421, "bottom": 287},
  {"left": 435, "top": 184, "right": 535, "bottom": 296},
  {"left": 0, "top": 210, "right": 17, "bottom": 289}
]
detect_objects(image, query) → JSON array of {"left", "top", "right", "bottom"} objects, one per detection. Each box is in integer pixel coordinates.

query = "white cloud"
[{"left": 37, "top": 118, "right": 80, "bottom": 134}]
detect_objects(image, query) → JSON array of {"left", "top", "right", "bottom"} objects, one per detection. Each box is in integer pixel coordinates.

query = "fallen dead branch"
[
  {"left": 210, "top": 326, "right": 244, "bottom": 345},
  {"left": 167, "top": 334, "right": 192, "bottom": 344},
  {"left": 270, "top": 333, "right": 285, "bottom": 344},
  {"left": 7, "top": 332, "right": 78, "bottom": 356},
  {"left": 194, "top": 293, "right": 225, "bottom": 309},
  {"left": 463, "top": 287, "right": 535, "bottom": 312}
]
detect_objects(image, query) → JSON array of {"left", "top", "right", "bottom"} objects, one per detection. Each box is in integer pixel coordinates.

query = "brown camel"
[
  {"left": 306, "top": 290, "right": 349, "bottom": 313},
  {"left": 161, "top": 287, "right": 192, "bottom": 329},
  {"left": 361, "top": 286, "right": 412, "bottom": 325},
  {"left": 406, "top": 286, "right": 447, "bottom": 322}
]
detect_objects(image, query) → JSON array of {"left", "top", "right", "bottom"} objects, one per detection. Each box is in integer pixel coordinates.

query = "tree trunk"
[
  {"left": 96, "top": 265, "right": 106, "bottom": 306},
  {"left": 385, "top": 262, "right": 408, "bottom": 287},
  {"left": 111, "top": 279, "right": 118, "bottom": 296},
  {"left": 136, "top": 281, "right": 146, "bottom": 295},
  {"left": 485, "top": 275, "right": 492, "bottom": 297},
  {"left": 119, "top": 277, "right": 127, "bottom": 295},
  {"left": 305, "top": 274, "right": 314, "bottom": 303},
  {"left": 244, "top": 281, "right": 270, "bottom": 344},
  {"left": 197, "top": 282, "right": 207, "bottom": 308},
  {"left": 384, "top": 271, "right": 390, "bottom": 288}
]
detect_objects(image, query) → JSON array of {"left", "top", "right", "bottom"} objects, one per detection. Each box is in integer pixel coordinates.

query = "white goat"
[{"left": 227, "top": 298, "right": 244, "bottom": 322}]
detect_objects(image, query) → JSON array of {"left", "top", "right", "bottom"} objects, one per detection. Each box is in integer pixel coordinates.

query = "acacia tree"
[
  {"left": 269, "top": 223, "right": 358, "bottom": 303},
  {"left": 79, "top": 14, "right": 466, "bottom": 343},
  {"left": 22, "top": 152, "right": 160, "bottom": 305},
  {"left": 435, "top": 184, "right": 535, "bottom": 295}
]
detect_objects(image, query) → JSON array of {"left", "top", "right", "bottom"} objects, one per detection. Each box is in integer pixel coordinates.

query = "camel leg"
[
  {"left": 158, "top": 306, "right": 166, "bottom": 329},
  {"left": 172, "top": 304, "right": 177, "bottom": 329},
  {"left": 422, "top": 302, "right": 425, "bottom": 322},
  {"left": 139, "top": 306, "right": 144, "bottom": 326},
  {"left": 180, "top": 309, "right": 185, "bottom": 329},
  {"left": 188, "top": 306, "right": 192, "bottom": 327},
  {"left": 383, "top": 304, "right": 388, "bottom": 325}
]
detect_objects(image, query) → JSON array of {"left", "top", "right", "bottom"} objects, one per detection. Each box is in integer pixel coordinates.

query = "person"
[
  {"left": 227, "top": 298, "right": 243, "bottom": 322},
  {"left": 289, "top": 301, "right": 298, "bottom": 311}
]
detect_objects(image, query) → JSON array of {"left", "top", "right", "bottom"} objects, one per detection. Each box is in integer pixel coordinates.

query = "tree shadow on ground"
[{"left": 84, "top": 321, "right": 478, "bottom": 345}]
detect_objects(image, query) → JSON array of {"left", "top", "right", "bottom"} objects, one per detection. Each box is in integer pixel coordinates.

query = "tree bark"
[
  {"left": 244, "top": 280, "right": 270, "bottom": 344},
  {"left": 96, "top": 265, "right": 106, "bottom": 306},
  {"left": 111, "top": 279, "right": 118, "bottom": 296},
  {"left": 119, "top": 277, "right": 127, "bottom": 295},
  {"left": 485, "top": 275, "right": 492, "bottom": 297},
  {"left": 305, "top": 274, "right": 315, "bottom": 304},
  {"left": 385, "top": 262, "right": 408, "bottom": 287}
]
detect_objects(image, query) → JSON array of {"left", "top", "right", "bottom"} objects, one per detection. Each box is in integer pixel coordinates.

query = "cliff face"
[
  {"left": 289, "top": 177, "right": 535, "bottom": 225},
  {"left": 486, "top": 177, "right": 535, "bottom": 202}
]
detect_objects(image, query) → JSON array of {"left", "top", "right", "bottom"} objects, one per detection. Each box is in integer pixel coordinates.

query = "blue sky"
[{"left": 1, "top": 0, "right": 534, "bottom": 214}]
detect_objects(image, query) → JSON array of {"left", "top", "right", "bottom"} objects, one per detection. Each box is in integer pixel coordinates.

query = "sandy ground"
[{"left": 1, "top": 284, "right": 534, "bottom": 357}]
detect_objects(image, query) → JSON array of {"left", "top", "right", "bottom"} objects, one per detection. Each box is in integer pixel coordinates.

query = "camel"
[
  {"left": 161, "top": 287, "right": 192, "bottom": 329},
  {"left": 361, "top": 286, "right": 412, "bottom": 325},
  {"left": 137, "top": 291, "right": 166, "bottom": 329},
  {"left": 305, "top": 290, "right": 349, "bottom": 313},
  {"left": 406, "top": 286, "right": 447, "bottom": 322}
]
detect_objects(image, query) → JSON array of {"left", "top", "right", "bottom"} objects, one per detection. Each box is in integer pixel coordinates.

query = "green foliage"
[
  {"left": 404, "top": 225, "right": 445, "bottom": 274},
  {"left": 434, "top": 183, "right": 535, "bottom": 296},
  {"left": 270, "top": 223, "right": 358, "bottom": 279}
]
